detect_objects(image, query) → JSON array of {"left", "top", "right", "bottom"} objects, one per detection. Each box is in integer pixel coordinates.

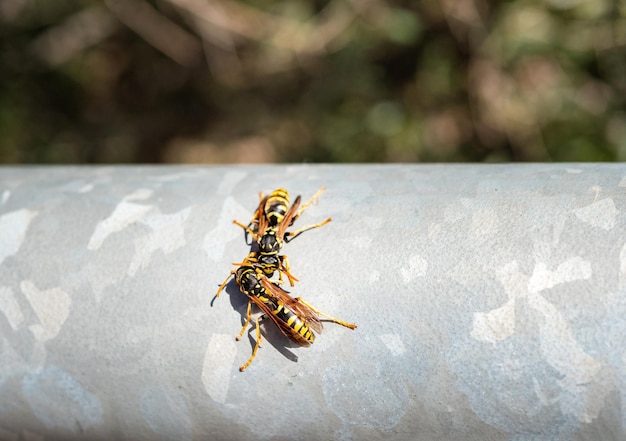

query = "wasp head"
[{"left": 257, "top": 254, "right": 279, "bottom": 275}]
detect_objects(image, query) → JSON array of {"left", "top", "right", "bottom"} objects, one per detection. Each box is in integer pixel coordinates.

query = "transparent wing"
[
  {"left": 276, "top": 195, "right": 302, "bottom": 239},
  {"left": 259, "top": 276, "right": 323, "bottom": 334}
]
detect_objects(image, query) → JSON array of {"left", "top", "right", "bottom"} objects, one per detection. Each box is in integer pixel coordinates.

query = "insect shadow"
[{"left": 215, "top": 277, "right": 300, "bottom": 364}]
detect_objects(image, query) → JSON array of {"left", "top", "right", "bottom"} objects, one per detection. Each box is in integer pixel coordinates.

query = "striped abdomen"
[
  {"left": 272, "top": 301, "right": 315, "bottom": 344},
  {"left": 264, "top": 188, "right": 290, "bottom": 226}
]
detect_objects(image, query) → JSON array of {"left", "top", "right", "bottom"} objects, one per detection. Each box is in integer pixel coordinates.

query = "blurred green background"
[{"left": 0, "top": 0, "right": 624, "bottom": 163}]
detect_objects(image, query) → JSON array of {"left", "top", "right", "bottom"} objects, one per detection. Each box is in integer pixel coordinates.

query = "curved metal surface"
[{"left": 0, "top": 164, "right": 625, "bottom": 440}]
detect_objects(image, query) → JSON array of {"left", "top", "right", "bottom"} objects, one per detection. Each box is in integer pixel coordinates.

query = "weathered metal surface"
[{"left": 0, "top": 164, "right": 625, "bottom": 440}]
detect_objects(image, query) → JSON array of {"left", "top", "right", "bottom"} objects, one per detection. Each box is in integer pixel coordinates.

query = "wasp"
[
  {"left": 238, "top": 187, "right": 331, "bottom": 283},
  {"left": 217, "top": 187, "right": 331, "bottom": 293},
  {"left": 220, "top": 265, "right": 356, "bottom": 371}
]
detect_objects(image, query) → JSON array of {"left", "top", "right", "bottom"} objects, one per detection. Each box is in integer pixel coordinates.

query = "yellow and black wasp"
[
  {"left": 219, "top": 264, "right": 356, "bottom": 371},
  {"left": 239, "top": 187, "right": 331, "bottom": 284},
  {"left": 217, "top": 187, "right": 331, "bottom": 292}
]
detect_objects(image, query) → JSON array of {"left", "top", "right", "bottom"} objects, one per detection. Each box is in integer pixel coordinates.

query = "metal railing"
[{"left": 1, "top": 164, "right": 624, "bottom": 440}]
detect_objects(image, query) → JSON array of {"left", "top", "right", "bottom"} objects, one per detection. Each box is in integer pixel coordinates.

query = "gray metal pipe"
[{"left": 0, "top": 164, "right": 625, "bottom": 440}]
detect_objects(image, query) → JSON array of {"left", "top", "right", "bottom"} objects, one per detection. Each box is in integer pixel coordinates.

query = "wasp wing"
[
  {"left": 251, "top": 194, "right": 269, "bottom": 236},
  {"left": 276, "top": 195, "right": 302, "bottom": 239},
  {"left": 255, "top": 208, "right": 269, "bottom": 240},
  {"left": 243, "top": 295, "right": 304, "bottom": 346},
  {"left": 245, "top": 290, "right": 314, "bottom": 347},
  {"left": 259, "top": 276, "right": 323, "bottom": 335}
]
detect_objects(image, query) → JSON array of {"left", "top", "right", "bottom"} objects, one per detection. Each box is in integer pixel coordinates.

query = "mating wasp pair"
[{"left": 215, "top": 187, "right": 356, "bottom": 371}]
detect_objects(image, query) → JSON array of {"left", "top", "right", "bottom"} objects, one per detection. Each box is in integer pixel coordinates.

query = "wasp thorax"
[{"left": 259, "top": 229, "right": 282, "bottom": 253}]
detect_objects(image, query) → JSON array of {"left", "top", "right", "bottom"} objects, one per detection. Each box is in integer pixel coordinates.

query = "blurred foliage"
[{"left": 0, "top": 0, "right": 624, "bottom": 163}]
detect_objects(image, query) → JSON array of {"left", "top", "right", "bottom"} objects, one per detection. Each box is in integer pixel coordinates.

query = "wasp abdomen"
[
  {"left": 265, "top": 188, "right": 290, "bottom": 226},
  {"left": 273, "top": 303, "right": 315, "bottom": 344}
]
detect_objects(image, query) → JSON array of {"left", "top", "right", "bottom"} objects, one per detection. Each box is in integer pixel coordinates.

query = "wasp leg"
[
  {"left": 284, "top": 217, "right": 332, "bottom": 243},
  {"left": 216, "top": 270, "right": 236, "bottom": 298},
  {"left": 245, "top": 193, "right": 266, "bottom": 230},
  {"left": 239, "top": 315, "right": 263, "bottom": 372},
  {"left": 279, "top": 255, "right": 299, "bottom": 286},
  {"left": 231, "top": 252, "right": 257, "bottom": 269},
  {"left": 217, "top": 253, "right": 259, "bottom": 298},
  {"left": 236, "top": 301, "right": 253, "bottom": 341},
  {"left": 265, "top": 258, "right": 299, "bottom": 286},
  {"left": 294, "top": 297, "right": 357, "bottom": 330},
  {"left": 233, "top": 219, "right": 259, "bottom": 240},
  {"left": 294, "top": 186, "right": 326, "bottom": 220}
]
